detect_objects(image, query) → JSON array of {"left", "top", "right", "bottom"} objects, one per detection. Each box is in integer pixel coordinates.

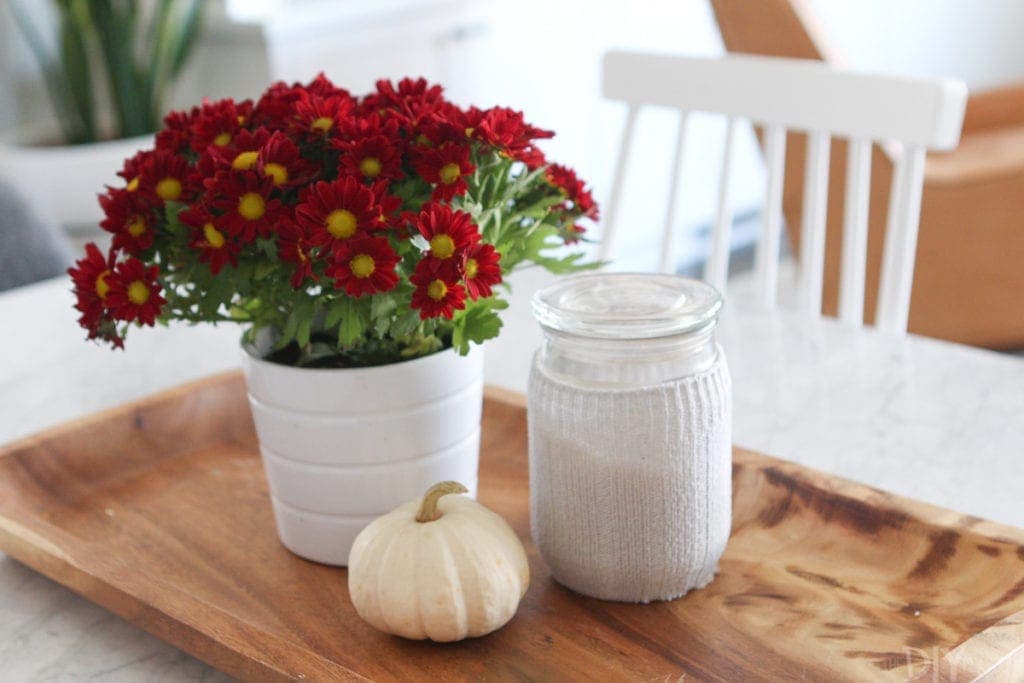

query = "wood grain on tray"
[{"left": 0, "top": 372, "right": 1022, "bottom": 681}]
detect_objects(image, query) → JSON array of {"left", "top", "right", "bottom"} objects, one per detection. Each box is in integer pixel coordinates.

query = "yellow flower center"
[
  {"left": 439, "top": 162, "right": 461, "bottom": 185},
  {"left": 263, "top": 162, "right": 288, "bottom": 186},
  {"left": 238, "top": 192, "right": 266, "bottom": 220},
  {"left": 156, "top": 177, "right": 182, "bottom": 201},
  {"left": 213, "top": 132, "right": 232, "bottom": 146},
  {"left": 127, "top": 280, "right": 150, "bottom": 305},
  {"left": 127, "top": 215, "right": 147, "bottom": 238},
  {"left": 95, "top": 270, "right": 111, "bottom": 299},
  {"left": 359, "top": 157, "right": 382, "bottom": 178},
  {"left": 415, "top": 133, "right": 432, "bottom": 146},
  {"left": 325, "top": 209, "right": 357, "bottom": 239},
  {"left": 126, "top": 176, "right": 139, "bottom": 192},
  {"left": 465, "top": 258, "right": 479, "bottom": 279},
  {"left": 237, "top": 115, "right": 247, "bottom": 125},
  {"left": 429, "top": 234, "right": 456, "bottom": 259},
  {"left": 427, "top": 279, "right": 448, "bottom": 301},
  {"left": 203, "top": 222, "right": 225, "bottom": 248},
  {"left": 464, "top": 126, "right": 475, "bottom": 137},
  {"left": 311, "top": 116, "right": 334, "bottom": 132},
  {"left": 350, "top": 254, "right": 376, "bottom": 278},
  {"left": 232, "top": 151, "right": 259, "bottom": 170}
]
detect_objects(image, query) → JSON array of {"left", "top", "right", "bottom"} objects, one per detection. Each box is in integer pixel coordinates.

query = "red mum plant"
[{"left": 70, "top": 74, "right": 598, "bottom": 366}]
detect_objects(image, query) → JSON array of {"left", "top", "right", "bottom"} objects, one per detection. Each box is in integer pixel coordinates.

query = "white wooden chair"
[{"left": 599, "top": 51, "right": 967, "bottom": 333}]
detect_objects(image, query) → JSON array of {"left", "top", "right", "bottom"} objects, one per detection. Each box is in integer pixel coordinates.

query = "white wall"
[{"left": 810, "top": 0, "right": 1024, "bottom": 88}]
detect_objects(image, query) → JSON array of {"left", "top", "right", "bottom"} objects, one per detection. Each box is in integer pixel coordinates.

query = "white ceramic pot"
[
  {"left": 0, "top": 123, "right": 151, "bottom": 231},
  {"left": 241, "top": 342, "right": 485, "bottom": 566}
]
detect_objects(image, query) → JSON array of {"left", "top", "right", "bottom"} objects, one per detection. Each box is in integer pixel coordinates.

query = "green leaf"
[
  {"left": 324, "top": 297, "right": 348, "bottom": 329},
  {"left": 88, "top": 0, "right": 150, "bottom": 136},
  {"left": 370, "top": 294, "right": 398, "bottom": 337},
  {"left": 146, "top": 0, "right": 204, "bottom": 127},
  {"left": 254, "top": 261, "right": 277, "bottom": 280},
  {"left": 333, "top": 298, "right": 369, "bottom": 347},
  {"left": 277, "top": 308, "right": 301, "bottom": 350},
  {"left": 57, "top": 0, "right": 95, "bottom": 142},
  {"left": 390, "top": 309, "right": 421, "bottom": 338},
  {"left": 275, "top": 297, "right": 313, "bottom": 349},
  {"left": 452, "top": 304, "right": 503, "bottom": 354},
  {"left": 295, "top": 316, "right": 312, "bottom": 348}
]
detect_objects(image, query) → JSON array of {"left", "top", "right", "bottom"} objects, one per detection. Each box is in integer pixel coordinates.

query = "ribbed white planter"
[{"left": 241, "top": 341, "right": 484, "bottom": 566}]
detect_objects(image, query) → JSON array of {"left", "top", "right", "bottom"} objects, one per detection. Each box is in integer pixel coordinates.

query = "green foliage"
[{"left": 10, "top": 0, "right": 204, "bottom": 144}]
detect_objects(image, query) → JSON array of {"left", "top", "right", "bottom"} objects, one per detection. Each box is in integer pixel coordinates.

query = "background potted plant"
[
  {"left": 68, "top": 74, "right": 598, "bottom": 564},
  {"left": 1, "top": 0, "right": 203, "bottom": 232}
]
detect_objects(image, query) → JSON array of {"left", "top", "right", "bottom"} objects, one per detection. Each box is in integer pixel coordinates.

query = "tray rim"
[{"left": 1, "top": 370, "right": 1023, "bottom": 681}]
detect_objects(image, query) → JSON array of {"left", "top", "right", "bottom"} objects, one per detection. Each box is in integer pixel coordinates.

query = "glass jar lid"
[{"left": 532, "top": 272, "right": 722, "bottom": 340}]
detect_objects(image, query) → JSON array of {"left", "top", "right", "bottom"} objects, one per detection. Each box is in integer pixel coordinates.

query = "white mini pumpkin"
[{"left": 347, "top": 481, "right": 530, "bottom": 642}]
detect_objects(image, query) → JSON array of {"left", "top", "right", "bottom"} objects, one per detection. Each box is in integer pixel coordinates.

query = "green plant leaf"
[
  {"left": 295, "top": 315, "right": 312, "bottom": 348},
  {"left": 88, "top": 0, "right": 150, "bottom": 136},
  {"left": 324, "top": 297, "right": 347, "bottom": 329},
  {"left": 390, "top": 309, "right": 421, "bottom": 338},
  {"left": 57, "top": 0, "right": 95, "bottom": 142},
  {"left": 451, "top": 303, "right": 503, "bottom": 354},
  {"left": 336, "top": 298, "right": 369, "bottom": 347},
  {"left": 146, "top": 0, "right": 203, "bottom": 127}
]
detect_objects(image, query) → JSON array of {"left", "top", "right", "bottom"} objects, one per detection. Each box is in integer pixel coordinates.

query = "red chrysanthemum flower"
[
  {"left": 138, "top": 149, "right": 195, "bottom": 204},
  {"left": 327, "top": 235, "right": 400, "bottom": 297},
  {"left": 546, "top": 163, "right": 599, "bottom": 220},
  {"left": 67, "top": 242, "right": 124, "bottom": 347},
  {"left": 296, "top": 175, "right": 381, "bottom": 250},
  {"left": 305, "top": 72, "right": 351, "bottom": 100},
  {"left": 415, "top": 203, "right": 480, "bottom": 277},
  {"left": 338, "top": 111, "right": 401, "bottom": 140},
  {"left": 206, "top": 171, "right": 287, "bottom": 242},
  {"left": 413, "top": 142, "right": 475, "bottom": 201},
  {"left": 68, "top": 242, "right": 114, "bottom": 326},
  {"left": 179, "top": 206, "right": 241, "bottom": 275},
  {"left": 98, "top": 188, "right": 156, "bottom": 254},
  {"left": 361, "top": 78, "right": 446, "bottom": 134},
  {"left": 477, "top": 107, "right": 553, "bottom": 166},
  {"left": 116, "top": 150, "right": 152, "bottom": 192},
  {"left": 461, "top": 242, "right": 502, "bottom": 300},
  {"left": 293, "top": 92, "right": 354, "bottom": 138},
  {"left": 252, "top": 81, "right": 305, "bottom": 129},
  {"left": 259, "top": 131, "right": 312, "bottom": 188},
  {"left": 201, "top": 127, "right": 272, "bottom": 175},
  {"left": 335, "top": 134, "right": 404, "bottom": 182},
  {"left": 104, "top": 258, "right": 166, "bottom": 326},
  {"left": 155, "top": 108, "right": 195, "bottom": 153},
  {"left": 277, "top": 220, "right": 319, "bottom": 288},
  {"left": 369, "top": 180, "right": 403, "bottom": 229},
  {"left": 410, "top": 258, "right": 466, "bottom": 319},
  {"left": 365, "top": 77, "right": 445, "bottom": 112},
  {"left": 188, "top": 98, "right": 253, "bottom": 153},
  {"left": 417, "top": 103, "right": 486, "bottom": 147}
]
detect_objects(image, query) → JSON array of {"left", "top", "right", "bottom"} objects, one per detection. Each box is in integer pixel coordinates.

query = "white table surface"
[{"left": 2, "top": 272, "right": 1023, "bottom": 680}]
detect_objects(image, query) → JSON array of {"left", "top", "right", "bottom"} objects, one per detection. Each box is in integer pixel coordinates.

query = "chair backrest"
[{"left": 600, "top": 51, "right": 966, "bottom": 333}]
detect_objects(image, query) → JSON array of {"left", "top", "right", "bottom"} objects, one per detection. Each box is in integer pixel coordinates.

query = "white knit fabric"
[{"left": 527, "top": 350, "right": 732, "bottom": 603}]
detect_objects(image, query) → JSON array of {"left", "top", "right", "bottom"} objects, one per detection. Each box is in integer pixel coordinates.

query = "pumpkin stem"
[{"left": 415, "top": 481, "right": 468, "bottom": 523}]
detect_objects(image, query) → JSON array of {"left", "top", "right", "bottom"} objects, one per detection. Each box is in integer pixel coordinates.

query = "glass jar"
[{"left": 527, "top": 272, "right": 731, "bottom": 603}]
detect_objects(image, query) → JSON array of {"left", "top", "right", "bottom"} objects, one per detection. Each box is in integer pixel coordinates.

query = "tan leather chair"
[{"left": 711, "top": 0, "right": 1024, "bottom": 348}]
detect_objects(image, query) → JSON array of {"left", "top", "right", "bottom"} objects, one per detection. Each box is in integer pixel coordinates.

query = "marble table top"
[{"left": 1, "top": 273, "right": 1022, "bottom": 680}]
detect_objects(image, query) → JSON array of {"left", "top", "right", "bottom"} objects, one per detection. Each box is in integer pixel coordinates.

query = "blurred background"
[{"left": 2, "top": 0, "right": 1023, "bottom": 348}]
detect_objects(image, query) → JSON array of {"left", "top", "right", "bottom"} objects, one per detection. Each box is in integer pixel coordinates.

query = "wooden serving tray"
[{"left": 1, "top": 372, "right": 1023, "bottom": 681}]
